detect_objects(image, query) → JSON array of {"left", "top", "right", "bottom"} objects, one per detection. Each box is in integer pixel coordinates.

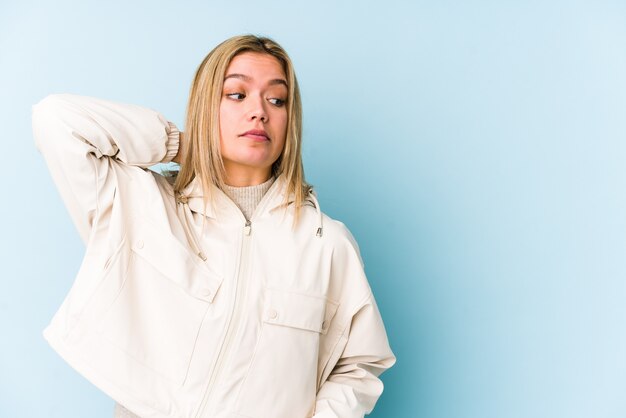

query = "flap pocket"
[
  {"left": 263, "top": 288, "right": 339, "bottom": 335},
  {"left": 129, "top": 217, "right": 223, "bottom": 303}
]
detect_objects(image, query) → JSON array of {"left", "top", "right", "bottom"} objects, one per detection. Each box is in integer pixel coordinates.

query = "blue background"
[{"left": 1, "top": 1, "right": 625, "bottom": 417}]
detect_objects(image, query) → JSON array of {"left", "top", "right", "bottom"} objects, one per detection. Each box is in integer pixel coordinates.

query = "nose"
[{"left": 247, "top": 95, "right": 268, "bottom": 123}]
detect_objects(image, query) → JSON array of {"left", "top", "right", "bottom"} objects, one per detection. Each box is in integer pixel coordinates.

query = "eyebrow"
[{"left": 224, "top": 73, "right": 288, "bottom": 87}]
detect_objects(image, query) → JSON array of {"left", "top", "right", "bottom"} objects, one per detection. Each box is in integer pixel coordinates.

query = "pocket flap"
[
  {"left": 130, "top": 218, "right": 223, "bottom": 303},
  {"left": 263, "top": 288, "right": 339, "bottom": 335}
]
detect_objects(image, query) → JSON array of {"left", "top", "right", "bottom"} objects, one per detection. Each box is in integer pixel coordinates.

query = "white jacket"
[{"left": 31, "top": 93, "right": 396, "bottom": 418}]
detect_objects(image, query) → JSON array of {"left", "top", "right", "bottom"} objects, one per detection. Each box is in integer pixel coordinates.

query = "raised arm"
[{"left": 32, "top": 93, "right": 180, "bottom": 244}]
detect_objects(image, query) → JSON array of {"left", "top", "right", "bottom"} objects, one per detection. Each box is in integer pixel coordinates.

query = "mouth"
[{"left": 240, "top": 129, "right": 270, "bottom": 142}]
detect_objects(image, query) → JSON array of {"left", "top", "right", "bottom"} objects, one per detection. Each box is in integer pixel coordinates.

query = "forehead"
[{"left": 224, "top": 52, "right": 286, "bottom": 81}]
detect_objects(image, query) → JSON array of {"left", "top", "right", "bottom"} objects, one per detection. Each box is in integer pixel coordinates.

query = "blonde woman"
[{"left": 32, "top": 34, "right": 396, "bottom": 418}]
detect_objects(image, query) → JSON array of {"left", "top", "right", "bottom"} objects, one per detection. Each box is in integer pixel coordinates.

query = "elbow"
[
  {"left": 31, "top": 94, "right": 70, "bottom": 153},
  {"left": 32, "top": 93, "right": 64, "bottom": 123},
  {"left": 33, "top": 93, "right": 65, "bottom": 112},
  {"left": 32, "top": 93, "right": 78, "bottom": 119}
]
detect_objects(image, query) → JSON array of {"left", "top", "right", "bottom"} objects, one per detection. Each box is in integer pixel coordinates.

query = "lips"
[{"left": 241, "top": 129, "right": 270, "bottom": 141}]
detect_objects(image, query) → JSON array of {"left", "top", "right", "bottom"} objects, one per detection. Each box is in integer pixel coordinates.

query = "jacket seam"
[
  {"left": 318, "top": 319, "right": 348, "bottom": 390},
  {"left": 317, "top": 290, "right": 371, "bottom": 390},
  {"left": 352, "top": 290, "right": 374, "bottom": 321}
]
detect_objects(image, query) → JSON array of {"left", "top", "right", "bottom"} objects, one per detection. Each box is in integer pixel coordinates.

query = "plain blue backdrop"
[{"left": 1, "top": 1, "right": 625, "bottom": 417}]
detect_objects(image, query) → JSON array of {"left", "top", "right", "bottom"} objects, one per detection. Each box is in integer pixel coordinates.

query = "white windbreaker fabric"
[{"left": 31, "top": 93, "right": 396, "bottom": 418}]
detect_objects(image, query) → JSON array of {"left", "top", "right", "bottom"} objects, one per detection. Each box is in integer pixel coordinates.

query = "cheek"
[
  {"left": 276, "top": 124, "right": 287, "bottom": 152},
  {"left": 219, "top": 102, "right": 228, "bottom": 125},
  {"left": 276, "top": 112, "right": 288, "bottom": 138},
  {"left": 218, "top": 106, "right": 233, "bottom": 153},
  {"left": 219, "top": 103, "right": 237, "bottom": 137},
  {"left": 218, "top": 103, "right": 225, "bottom": 134},
  {"left": 275, "top": 125, "right": 288, "bottom": 154}
]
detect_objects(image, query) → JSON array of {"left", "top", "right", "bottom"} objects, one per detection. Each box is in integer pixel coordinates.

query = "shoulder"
[
  {"left": 323, "top": 214, "right": 360, "bottom": 246},
  {"left": 318, "top": 211, "right": 365, "bottom": 270},
  {"left": 314, "top": 212, "right": 375, "bottom": 326},
  {"left": 296, "top": 190, "right": 364, "bottom": 266},
  {"left": 149, "top": 167, "right": 177, "bottom": 194}
]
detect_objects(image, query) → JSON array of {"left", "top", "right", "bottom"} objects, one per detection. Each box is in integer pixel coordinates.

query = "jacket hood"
[{"left": 172, "top": 172, "right": 324, "bottom": 261}]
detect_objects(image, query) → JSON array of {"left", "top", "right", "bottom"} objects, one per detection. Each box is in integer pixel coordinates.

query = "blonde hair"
[{"left": 172, "top": 34, "right": 310, "bottom": 227}]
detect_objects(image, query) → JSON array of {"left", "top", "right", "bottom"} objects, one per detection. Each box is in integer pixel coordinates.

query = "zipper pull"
[{"left": 244, "top": 219, "right": 251, "bottom": 236}]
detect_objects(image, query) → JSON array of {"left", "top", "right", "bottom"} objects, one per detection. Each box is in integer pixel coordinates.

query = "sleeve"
[
  {"left": 31, "top": 93, "right": 180, "bottom": 244},
  {"left": 313, "top": 291, "right": 396, "bottom": 418},
  {"left": 313, "top": 223, "right": 397, "bottom": 418}
]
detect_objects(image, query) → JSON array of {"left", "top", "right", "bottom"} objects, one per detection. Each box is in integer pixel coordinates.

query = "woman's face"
[{"left": 219, "top": 51, "right": 288, "bottom": 185}]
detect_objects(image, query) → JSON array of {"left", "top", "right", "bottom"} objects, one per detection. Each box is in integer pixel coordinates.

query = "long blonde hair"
[{"left": 172, "top": 34, "right": 310, "bottom": 227}]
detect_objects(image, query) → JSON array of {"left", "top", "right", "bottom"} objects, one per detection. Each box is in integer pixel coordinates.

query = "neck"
[
  {"left": 223, "top": 166, "right": 273, "bottom": 187},
  {"left": 221, "top": 176, "right": 276, "bottom": 220}
]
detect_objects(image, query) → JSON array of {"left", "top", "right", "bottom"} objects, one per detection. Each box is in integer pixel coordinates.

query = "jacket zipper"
[{"left": 195, "top": 218, "right": 252, "bottom": 418}]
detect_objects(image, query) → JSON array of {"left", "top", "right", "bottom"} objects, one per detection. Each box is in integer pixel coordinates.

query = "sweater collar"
[{"left": 176, "top": 173, "right": 289, "bottom": 221}]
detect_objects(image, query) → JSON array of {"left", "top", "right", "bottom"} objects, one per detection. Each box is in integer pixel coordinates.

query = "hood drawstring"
[
  {"left": 175, "top": 192, "right": 207, "bottom": 261},
  {"left": 307, "top": 187, "right": 324, "bottom": 238}
]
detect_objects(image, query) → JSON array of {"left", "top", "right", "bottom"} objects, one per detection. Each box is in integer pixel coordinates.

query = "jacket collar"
[
  {"left": 174, "top": 173, "right": 324, "bottom": 262},
  {"left": 177, "top": 173, "right": 292, "bottom": 221}
]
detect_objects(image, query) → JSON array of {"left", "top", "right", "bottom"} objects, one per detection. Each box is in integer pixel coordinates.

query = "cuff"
[{"left": 163, "top": 121, "right": 180, "bottom": 163}]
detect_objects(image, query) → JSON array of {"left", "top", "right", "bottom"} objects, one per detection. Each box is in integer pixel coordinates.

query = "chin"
[{"left": 235, "top": 154, "right": 277, "bottom": 166}]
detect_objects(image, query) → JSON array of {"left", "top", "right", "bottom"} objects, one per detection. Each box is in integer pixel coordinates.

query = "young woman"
[{"left": 32, "top": 34, "right": 396, "bottom": 418}]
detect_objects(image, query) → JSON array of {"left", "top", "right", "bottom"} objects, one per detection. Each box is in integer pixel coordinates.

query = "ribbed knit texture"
[
  {"left": 221, "top": 175, "right": 276, "bottom": 220},
  {"left": 112, "top": 175, "right": 276, "bottom": 418},
  {"left": 163, "top": 121, "right": 180, "bottom": 163}
]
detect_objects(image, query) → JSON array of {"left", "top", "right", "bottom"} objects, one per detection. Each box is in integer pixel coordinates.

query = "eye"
[
  {"left": 226, "top": 92, "right": 245, "bottom": 100},
  {"left": 268, "top": 97, "right": 285, "bottom": 107}
]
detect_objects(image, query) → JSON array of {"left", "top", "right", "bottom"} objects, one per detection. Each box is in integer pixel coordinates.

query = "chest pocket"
[
  {"left": 96, "top": 217, "right": 223, "bottom": 386},
  {"left": 234, "top": 288, "right": 339, "bottom": 418},
  {"left": 262, "top": 288, "right": 339, "bottom": 334}
]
